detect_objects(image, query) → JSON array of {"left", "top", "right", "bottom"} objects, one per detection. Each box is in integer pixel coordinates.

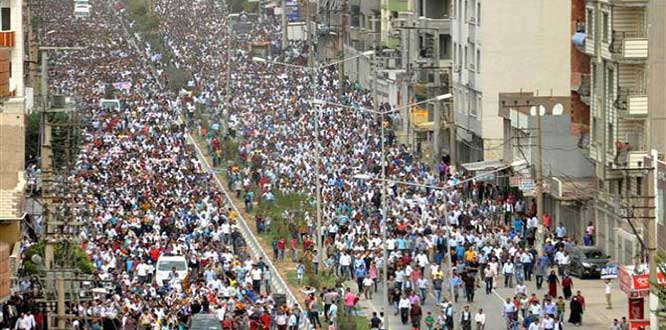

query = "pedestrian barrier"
[{"left": 189, "top": 134, "right": 312, "bottom": 330}]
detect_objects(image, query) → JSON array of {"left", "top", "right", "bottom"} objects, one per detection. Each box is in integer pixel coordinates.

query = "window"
[
  {"left": 453, "top": 42, "right": 457, "bottom": 63},
  {"left": 602, "top": 12, "right": 609, "bottom": 42},
  {"left": 608, "top": 122, "right": 614, "bottom": 149},
  {"left": 464, "top": 45, "right": 468, "bottom": 67},
  {"left": 586, "top": 8, "right": 594, "bottom": 39},
  {"left": 607, "top": 68, "right": 614, "bottom": 99},
  {"left": 1, "top": 8, "right": 9, "bottom": 31},
  {"left": 470, "top": 93, "right": 478, "bottom": 116},
  {"left": 439, "top": 34, "right": 451, "bottom": 59},
  {"left": 593, "top": 117, "right": 601, "bottom": 143},
  {"left": 477, "top": 2, "right": 481, "bottom": 25},
  {"left": 476, "top": 49, "right": 480, "bottom": 72},
  {"left": 636, "top": 177, "right": 643, "bottom": 196},
  {"left": 458, "top": 0, "right": 462, "bottom": 20}
]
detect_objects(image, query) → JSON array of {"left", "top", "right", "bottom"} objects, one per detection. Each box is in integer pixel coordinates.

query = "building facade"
[
  {"left": 0, "top": 0, "right": 25, "bottom": 247},
  {"left": 584, "top": 0, "right": 653, "bottom": 265},
  {"left": 452, "top": 0, "right": 571, "bottom": 162}
]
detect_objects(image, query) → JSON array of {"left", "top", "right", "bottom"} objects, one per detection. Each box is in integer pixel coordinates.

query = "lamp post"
[
  {"left": 252, "top": 51, "right": 375, "bottom": 270},
  {"left": 352, "top": 164, "right": 522, "bottom": 304},
  {"left": 316, "top": 93, "right": 451, "bottom": 327}
]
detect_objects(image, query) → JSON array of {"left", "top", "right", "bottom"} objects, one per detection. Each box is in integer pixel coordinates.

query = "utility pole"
[
  {"left": 448, "top": 99, "right": 457, "bottom": 170},
  {"left": 374, "top": 54, "right": 390, "bottom": 330},
  {"left": 535, "top": 103, "right": 544, "bottom": 255},
  {"left": 305, "top": 0, "right": 312, "bottom": 67},
  {"left": 338, "top": 0, "right": 347, "bottom": 99},
  {"left": 649, "top": 149, "right": 659, "bottom": 329},
  {"left": 281, "top": 0, "right": 288, "bottom": 49},
  {"left": 40, "top": 51, "right": 55, "bottom": 271}
]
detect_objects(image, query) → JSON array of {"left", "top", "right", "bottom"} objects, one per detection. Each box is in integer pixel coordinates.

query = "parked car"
[{"left": 569, "top": 246, "right": 611, "bottom": 279}]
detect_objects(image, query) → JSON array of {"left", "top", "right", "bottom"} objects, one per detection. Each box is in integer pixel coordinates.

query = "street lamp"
[
  {"left": 252, "top": 51, "right": 377, "bottom": 273},
  {"left": 318, "top": 92, "right": 450, "bottom": 327},
  {"left": 352, "top": 162, "right": 525, "bottom": 305}
]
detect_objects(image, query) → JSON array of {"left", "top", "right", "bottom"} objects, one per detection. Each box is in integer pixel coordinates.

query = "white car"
[
  {"left": 154, "top": 255, "right": 188, "bottom": 285},
  {"left": 73, "top": 6, "right": 90, "bottom": 19}
]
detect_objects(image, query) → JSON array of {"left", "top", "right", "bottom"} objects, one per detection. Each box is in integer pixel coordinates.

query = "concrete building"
[
  {"left": 0, "top": 0, "right": 25, "bottom": 247},
  {"left": 451, "top": 0, "right": 571, "bottom": 163},
  {"left": 583, "top": 0, "right": 652, "bottom": 265},
  {"left": 344, "top": 0, "right": 453, "bottom": 163}
]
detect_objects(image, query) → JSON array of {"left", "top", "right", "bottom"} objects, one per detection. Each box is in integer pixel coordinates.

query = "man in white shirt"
[{"left": 474, "top": 308, "right": 486, "bottom": 330}]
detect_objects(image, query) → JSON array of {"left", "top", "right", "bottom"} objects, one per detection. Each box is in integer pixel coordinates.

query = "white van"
[
  {"left": 73, "top": 5, "right": 90, "bottom": 19},
  {"left": 155, "top": 255, "right": 188, "bottom": 285}
]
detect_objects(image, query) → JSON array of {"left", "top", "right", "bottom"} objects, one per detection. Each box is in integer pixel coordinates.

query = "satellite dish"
[{"left": 553, "top": 103, "right": 564, "bottom": 115}]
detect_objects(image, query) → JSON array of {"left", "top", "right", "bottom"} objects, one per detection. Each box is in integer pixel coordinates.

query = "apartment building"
[
  {"left": 345, "top": 0, "right": 453, "bottom": 162},
  {"left": 0, "top": 0, "right": 25, "bottom": 246},
  {"left": 584, "top": 0, "right": 652, "bottom": 265},
  {"left": 452, "top": 0, "right": 571, "bottom": 162}
]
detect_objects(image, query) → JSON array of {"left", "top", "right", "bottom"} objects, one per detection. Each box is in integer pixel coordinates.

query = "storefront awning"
[
  {"left": 461, "top": 159, "right": 505, "bottom": 172},
  {"left": 549, "top": 176, "right": 596, "bottom": 201}
]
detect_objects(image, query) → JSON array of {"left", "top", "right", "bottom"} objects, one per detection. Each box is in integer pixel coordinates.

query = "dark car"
[
  {"left": 569, "top": 246, "right": 611, "bottom": 279},
  {"left": 189, "top": 314, "right": 221, "bottom": 330}
]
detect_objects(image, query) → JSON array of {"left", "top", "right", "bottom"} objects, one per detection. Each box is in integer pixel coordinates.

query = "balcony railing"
[
  {"left": 615, "top": 87, "right": 648, "bottom": 117},
  {"left": 0, "top": 31, "right": 14, "bottom": 48},
  {"left": 610, "top": 31, "right": 647, "bottom": 61}
]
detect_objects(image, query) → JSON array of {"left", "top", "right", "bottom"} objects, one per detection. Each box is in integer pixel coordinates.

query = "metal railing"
[{"left": 188, "top": 134, "right": 311, "bottom": 330}]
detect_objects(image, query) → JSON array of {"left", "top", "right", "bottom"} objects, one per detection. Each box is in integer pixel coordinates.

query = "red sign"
[
  {"left": 619, "top": 266, "right": 666, "bottom": 295},
  {"left": 630, "top": 320, "right": 650, "bottom": 330},
  {"left": 629, "top": 298, "right": 645, "bottom": 320}
]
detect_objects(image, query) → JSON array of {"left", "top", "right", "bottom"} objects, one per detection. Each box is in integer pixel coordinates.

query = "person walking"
[
  {"left": 460, "top": 305, "right": 472, "bottom": 330},
  {"left": 568, "top": 295, "right": 583, "bottom": 326},
  {"left": 547, "top": 270, "right": 559, "bottom": 298},
  {"left": 605, "top": 279, "right": 613, "bottom": 309},
  {"left": 410, "top": 302, "right": 423, "bottom": 330},
  {"left": 399, "top": 295, "right": 411, "bottom": 325},
  {"left": 503, "top": 260, "right": 515, "bottom": 288},
  {"left": 561, "top": 274, "right": 573, "bottom": 299},
  {"left": 474, "top": 308, "right": 486, "bottom": 330}
]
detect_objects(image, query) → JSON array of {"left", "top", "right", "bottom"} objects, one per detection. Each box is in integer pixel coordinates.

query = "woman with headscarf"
[
  {"left": 568, "top": 296, "right": 583, "bottom": 325},
  {"left": 547, "top": 270, "right": 559, "bottom": 298}
]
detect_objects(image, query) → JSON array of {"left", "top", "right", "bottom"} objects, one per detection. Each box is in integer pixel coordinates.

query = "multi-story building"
[
  {"left": 452, "top": 0, "right": 571, "bottom": 163},
  {"left": 345, "top": 0, "right": 453, "bottom": 163},
  {"left": 0, "top": 0, "right": 25, "bottom": 248},
  {"left": 584, "top": 0, "right": 652, "bottom": 265}
]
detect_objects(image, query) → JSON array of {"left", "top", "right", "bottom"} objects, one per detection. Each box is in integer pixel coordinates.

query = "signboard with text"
[{"left": 601, "top": 265, "right": 618, "bottom": 279}]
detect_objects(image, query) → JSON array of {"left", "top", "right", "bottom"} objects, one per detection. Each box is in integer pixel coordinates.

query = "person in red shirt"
[
  {"left": 290, "top": 238, "right": 298, "bottom": 261},
  {"left": 260, "top": 311, "right": 272, "bottom": 329},
  {"left": 277, "top": 238, "right": 286, "bottom": 261}
]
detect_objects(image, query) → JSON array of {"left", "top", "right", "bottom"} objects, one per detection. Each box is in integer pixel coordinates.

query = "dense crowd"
[
  {"left": 5, "top": 0, "right": 622, "bottom": 329},
  {"left": 7, "top": 0, "right": 313, "bottom": 329}
]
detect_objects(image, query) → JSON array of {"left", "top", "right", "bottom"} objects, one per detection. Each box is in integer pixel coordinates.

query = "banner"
[
  {"left": 411, "top": 106, "right": 428, "bottom": 126},
  {"left": 629, "top": 298, "right": 644, "bottom": 320},
  {"left": 112, "top": 81, "right": 132, "bottom": 91},
  {"left": 601, "top": 265, "right": 618, "bottom": 279}
]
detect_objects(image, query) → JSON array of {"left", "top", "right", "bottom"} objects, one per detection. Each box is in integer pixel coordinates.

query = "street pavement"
[{"left": 347, "top": 268, "right": 628, "bottom": 329}]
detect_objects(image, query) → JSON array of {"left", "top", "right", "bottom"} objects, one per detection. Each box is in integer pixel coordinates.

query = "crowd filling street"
[{"left": 3, "top": 0, "right": 632, "bottom": 329}]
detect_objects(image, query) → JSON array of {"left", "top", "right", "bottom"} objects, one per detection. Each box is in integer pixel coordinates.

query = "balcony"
[
  {"left": 416, "top": 16, "right": 451, "bottom": 33},
  {"left": 615, "top": 87, "right": 648, "bottom": 117},
  {"left": 609, "top": 0, "right": 648, "bottom": 7},
  {"left": 0, "top": 31, "right": 14, "bottom": 48},
  {"left": 468, "top": 21, "right": 476, "bottom": 43},
  {"left": 610, "top": 31, "right": 647, "bottom": 62}
]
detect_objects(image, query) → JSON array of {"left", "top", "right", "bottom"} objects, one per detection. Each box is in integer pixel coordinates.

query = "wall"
[
  {"left": 479, "top": 0, "right": 571, "bottom": 160},
  {"left": 529, "top": 115, "right": 594, "bottom": 178},
  {"left": 0, "top": 97, "right": 24, "bottom": 247},
  {"left": 571, "top": 0, "right": 590, "bottom": 138}
]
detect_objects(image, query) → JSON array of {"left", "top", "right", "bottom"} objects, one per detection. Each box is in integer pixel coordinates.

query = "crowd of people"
[
  {"left": 7, "top": 0, "right": 315, "bottom": 329},
  {"left": 3, "top": 0, "right": 631, "bottom": 329}
]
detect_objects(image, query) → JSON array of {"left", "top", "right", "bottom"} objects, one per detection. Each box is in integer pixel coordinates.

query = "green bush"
[
  {"left": 166, "top": 66, "right": 192, "bottom": 93},
  {"left": 22, "top": 240, "right": 94, "bottom": 275}
]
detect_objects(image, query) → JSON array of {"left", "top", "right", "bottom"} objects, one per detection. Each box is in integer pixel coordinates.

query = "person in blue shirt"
[
  {"left": 447, "top": 273, "right": 463, "bottom": 302},
  {"left": 513, "top": 217, "right": 524, "bottom": 234},
  {"left": 355, "top": 266, "right": 367, "bottom": 293}
]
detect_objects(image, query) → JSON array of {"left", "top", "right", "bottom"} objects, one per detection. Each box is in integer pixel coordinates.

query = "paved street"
[{"left": 348, "top": 269, "right": 628, "bottom": 329}]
